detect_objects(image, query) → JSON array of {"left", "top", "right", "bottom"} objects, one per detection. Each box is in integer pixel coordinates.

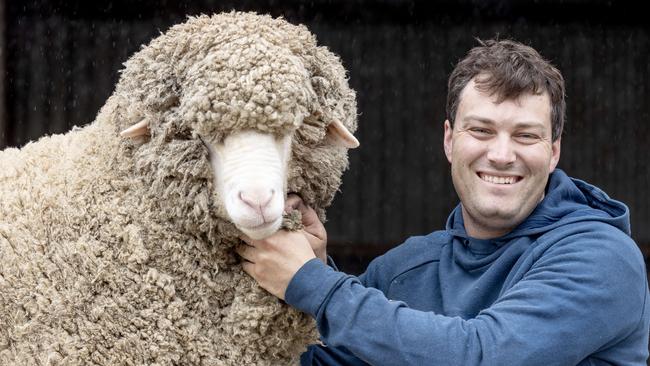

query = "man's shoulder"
[
  {"left": 539, "top": 218, "right": 639, "bottom": 256},
  {"left": 385, "top": 230, "right": 451, "bottom": 261},
  {"left": 365, "top": 230, "right": 451, "bottom": 282},
  {"left": 535, "top": 219, "right": 645, "bottom": 282}
]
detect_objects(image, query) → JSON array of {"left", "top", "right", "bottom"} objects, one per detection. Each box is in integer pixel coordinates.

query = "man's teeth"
[{"left": 480, "top": 174, "right": 517, "bottom": 184}]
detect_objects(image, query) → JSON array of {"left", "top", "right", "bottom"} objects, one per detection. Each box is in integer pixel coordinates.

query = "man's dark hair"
[{"left": 446, "top": 39, "right": 565, "bottom": 141}]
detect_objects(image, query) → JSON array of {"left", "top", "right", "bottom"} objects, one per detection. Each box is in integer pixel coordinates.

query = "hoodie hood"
[{"left": 446, "top": 168, "right": 631, "bottom": 241}]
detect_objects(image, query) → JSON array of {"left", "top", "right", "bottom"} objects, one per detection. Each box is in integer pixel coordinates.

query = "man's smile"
[{"left": 477, "top": 172, "right": 523, "bottom": 185}]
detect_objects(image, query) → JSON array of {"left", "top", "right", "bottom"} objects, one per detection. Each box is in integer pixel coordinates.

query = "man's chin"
[
  {"left": 481, "top": 206, "right": 521, "bottom": 222},
  {"left": 465, "top": 204, "right": 525, "bottom": 233}
]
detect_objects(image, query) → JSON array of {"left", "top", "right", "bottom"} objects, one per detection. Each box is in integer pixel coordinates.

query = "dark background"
[{"left": 1, "top": 0, "right": 648, "bottom": 277}]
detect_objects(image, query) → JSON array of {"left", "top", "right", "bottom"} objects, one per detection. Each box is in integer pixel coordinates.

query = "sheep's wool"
[{"left": 0, "top": 12, "right": 357, "bottom": 365}]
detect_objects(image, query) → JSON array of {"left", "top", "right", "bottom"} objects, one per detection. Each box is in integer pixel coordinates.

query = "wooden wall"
[{"left": 2, "top": 0, "right": 649, "bottom": 275}]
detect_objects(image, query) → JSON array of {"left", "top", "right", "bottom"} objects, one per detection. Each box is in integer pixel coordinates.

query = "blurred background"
[{"left": 1, "top": 0, "right": 648, "bottom": 276}]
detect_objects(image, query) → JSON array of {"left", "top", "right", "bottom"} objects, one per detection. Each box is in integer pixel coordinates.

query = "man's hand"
[
  {"left": 285, "top": 194, "right": 328, "bottom": 263},
  {"left": 237, "top": 230, "right": 316, "bottom": 300},
  {"left": 236, "top": 194, "right": 328, "bottom": 300}
]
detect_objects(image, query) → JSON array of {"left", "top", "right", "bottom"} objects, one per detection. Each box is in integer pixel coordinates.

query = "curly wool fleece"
[{"left": 0, "top": 12, "right": 357, "bottom": 365}]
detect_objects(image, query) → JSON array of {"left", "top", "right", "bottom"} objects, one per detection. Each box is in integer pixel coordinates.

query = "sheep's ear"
[
  {"left": 327, "top": 120, "right": 359, "bottom": 149},
  {"left": 119, "top": 119, "right": 150, "bottom": 138}
]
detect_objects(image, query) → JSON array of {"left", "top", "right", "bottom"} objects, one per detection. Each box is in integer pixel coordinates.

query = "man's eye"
[{"left": 470, "top": 128, "right": 490, "bottom": 134}]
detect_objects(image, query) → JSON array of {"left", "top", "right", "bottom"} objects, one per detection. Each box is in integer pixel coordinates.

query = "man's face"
[{"left": 444, "top": 79, "right": 561, "bottom": 239}]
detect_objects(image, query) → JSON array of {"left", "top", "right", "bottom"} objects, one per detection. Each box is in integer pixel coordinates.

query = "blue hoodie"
[{"left": 285, "top": 169, "right": 650, "bottom": 365}]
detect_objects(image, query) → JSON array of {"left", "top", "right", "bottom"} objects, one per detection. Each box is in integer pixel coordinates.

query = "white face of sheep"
[
  {"left": 120, "top": 119, "right": 359, "bottom": 240},
  {"left": 203, "top": 130, "right": 291, "bottom": 239}
]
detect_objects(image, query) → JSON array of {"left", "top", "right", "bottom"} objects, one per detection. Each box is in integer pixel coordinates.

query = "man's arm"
[
  {"left": 237, "top": 203, "right": 649, "bottom": 365},
  {"left": 283, "top": 228, "right": 649, "bottom": 365}
]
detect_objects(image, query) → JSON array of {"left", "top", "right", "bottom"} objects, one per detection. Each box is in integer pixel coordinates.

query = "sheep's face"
[
  {"left": 115, "top": 12, "right": 359, "bottom": 239},
  {"left": 196, "top": 117, "right": 357, "bottom": 239},
  {"left": 202, "top": 130, "right": 292, "bottom": 240}
]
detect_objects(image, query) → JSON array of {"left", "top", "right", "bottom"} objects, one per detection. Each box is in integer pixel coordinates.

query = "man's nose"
[{"left": 486, "top": 135, "right": 516, "bottom": 167}]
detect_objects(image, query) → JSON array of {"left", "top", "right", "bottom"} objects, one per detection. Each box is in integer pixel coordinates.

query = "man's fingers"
[
  {"left": 284, "top": 193, "right": 304, "bottom": 213},
  {"left": 285, "top": 194, "right": 324, "bottom": 232},
  {"left": 300, "top": 229, "right": 319, "bottom": 243},
  {"left": 241, "top": 260, "right": 254, "bottom": 276},
  {"left": 240, "top": 235, "right": 253, "bottom": 246},
  {"left": 236, "top": 244, "right": 255, "bottom": 263}
]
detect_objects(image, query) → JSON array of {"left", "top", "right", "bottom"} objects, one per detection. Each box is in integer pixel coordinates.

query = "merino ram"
[{"left": 0, "top": 12, "right": 358, "bottom": 365}]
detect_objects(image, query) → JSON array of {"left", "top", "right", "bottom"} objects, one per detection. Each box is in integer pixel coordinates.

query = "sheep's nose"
[{"left": 238, "top": 188, "right": 275, "bottom": 212}]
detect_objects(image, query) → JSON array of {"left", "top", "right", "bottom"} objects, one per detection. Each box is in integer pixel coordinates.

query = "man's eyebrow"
[
  {"left": 462, "top": 115, "right": 546, "bottom": 130},
  {"left": 462, "top": 116, "right": 495, "bottom": 125},
  {"left": 514, "top": 122, "right": 546, "bottom": 130}
]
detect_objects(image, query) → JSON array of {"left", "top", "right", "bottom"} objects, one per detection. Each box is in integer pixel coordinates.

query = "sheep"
[{"left": 0, "top": 11, "right": 358, "bottom": 365}]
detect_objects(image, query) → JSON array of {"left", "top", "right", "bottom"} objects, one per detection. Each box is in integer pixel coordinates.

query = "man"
[{"left": 237, "top": 39, "right": 650, "bottom": 365}]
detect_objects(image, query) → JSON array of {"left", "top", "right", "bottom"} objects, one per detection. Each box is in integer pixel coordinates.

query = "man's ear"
[
  {"left": 443, "top": 120, "right": 453, "bottom": 163},
  {"left": 549, "top": 136, "right": 561, "bottom": 171}
]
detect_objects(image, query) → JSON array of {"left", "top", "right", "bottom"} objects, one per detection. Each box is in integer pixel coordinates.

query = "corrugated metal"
[{"left": 3, "top": 1, "right": 649, "bottom": 271}]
